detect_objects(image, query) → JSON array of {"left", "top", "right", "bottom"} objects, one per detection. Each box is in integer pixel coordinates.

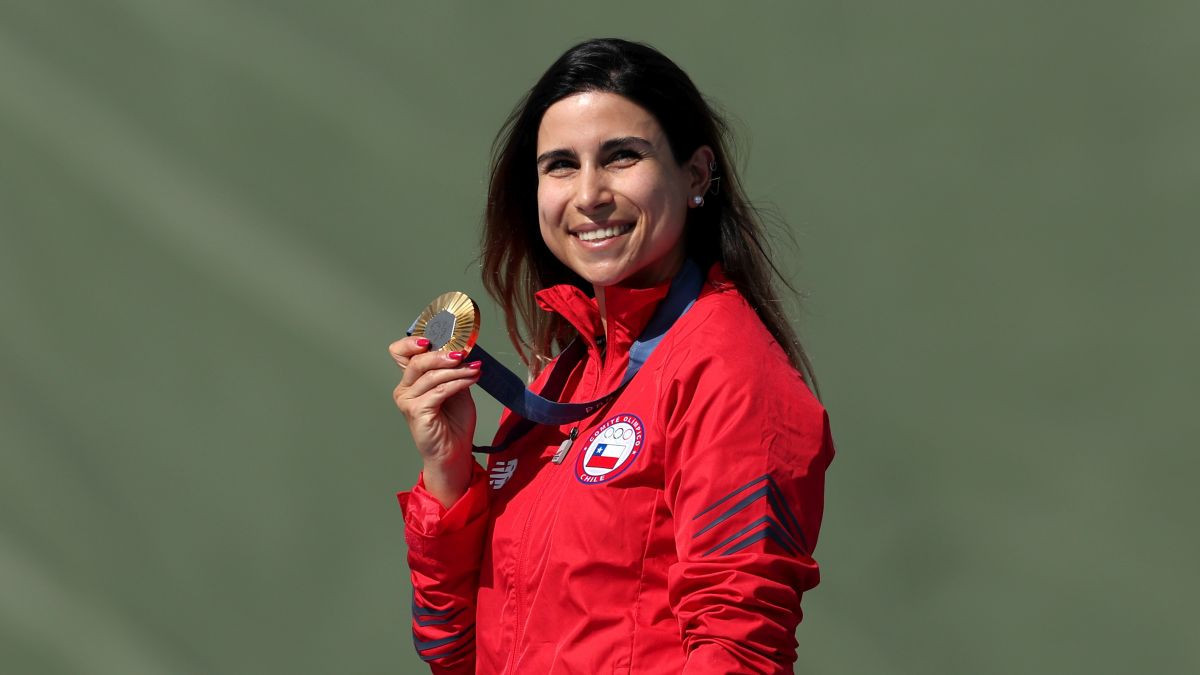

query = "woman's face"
[{"left": 535, "top": 92, "right": 710, "bottom": 289}]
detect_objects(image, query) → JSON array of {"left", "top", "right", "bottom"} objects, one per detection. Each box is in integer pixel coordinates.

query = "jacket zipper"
[
  {"left": 507, "top": 428, "right": 582, "bottom": 671},
  {"left": 507, "top": 342, "right": 606, "bottom": 670}
]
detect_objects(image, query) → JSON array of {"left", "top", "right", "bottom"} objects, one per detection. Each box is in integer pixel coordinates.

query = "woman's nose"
[{"left": 574, "top": 164, "right": 613, "bottom": 213}]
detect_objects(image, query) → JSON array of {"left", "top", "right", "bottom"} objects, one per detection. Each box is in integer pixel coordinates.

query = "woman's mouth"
[{"left": 574, "top": 223, "right": 634, "bottom": 242}]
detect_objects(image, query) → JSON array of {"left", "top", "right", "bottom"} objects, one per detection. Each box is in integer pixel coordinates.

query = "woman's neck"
[{"left": 591, "top": 255, "right": 686, "bottom": 334}]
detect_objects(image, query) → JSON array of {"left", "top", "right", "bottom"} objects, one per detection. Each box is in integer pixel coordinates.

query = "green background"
[{"left": 2, "top": 2, "right": 1196, "bottom": 673}]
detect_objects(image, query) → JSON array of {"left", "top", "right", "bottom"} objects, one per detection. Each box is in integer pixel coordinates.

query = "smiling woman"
[
  {"left": 534, "top": 92, "right": 709, "bottom": 291},
  {"left": 389, "top": 38, "right": 835, "bottom": 674}
]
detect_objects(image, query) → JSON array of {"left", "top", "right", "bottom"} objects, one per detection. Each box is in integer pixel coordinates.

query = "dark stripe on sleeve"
[
  {"left": 701, "top": 516, "right": 800, "bottom": 558},
  {"left": 720, "top": 527, "right": 797, "bottom": 557},
  {"left": 763, "top": 482, "right": 810, "bottom": 553},
  {"left": 692, "top": 473, "right": 810, "bottom": 556},
  {"left": 414, "top": 607, "right": 464, "bottom": 627},
  {"left": 412, "top": 592, "right": 467, "bottom": 626},
  {"left": 693, "top": 474, "right": 770, "bottom": 520},
  {"left": 417, "top": 633, "right": 476, "bottom": 663},
  {"left": 694, "top": 485, "right": 770, "bottom": 537},
  {"left": 763, "top": 476, "right": 809, "bottom": 552},
  {"left": 413, "top": 624, "right": 474, "bottom": 653}
]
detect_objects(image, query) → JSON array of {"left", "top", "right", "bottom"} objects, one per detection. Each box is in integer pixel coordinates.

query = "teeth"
[{"left": 576, "top": 224, "right": 633, "bottom": 242}]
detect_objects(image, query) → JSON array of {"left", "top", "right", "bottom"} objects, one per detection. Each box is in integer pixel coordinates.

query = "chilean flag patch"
[
  {"left": 586, "top": 443, "right": 621, "bottom": 470},
  {"left": 575, "top": 413, "right": 644, "bottom": 484}
]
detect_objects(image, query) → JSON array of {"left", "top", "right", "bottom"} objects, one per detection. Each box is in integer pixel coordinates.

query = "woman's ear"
[{"left": 685, "top": 145, "right": 715, "bottom": 196}]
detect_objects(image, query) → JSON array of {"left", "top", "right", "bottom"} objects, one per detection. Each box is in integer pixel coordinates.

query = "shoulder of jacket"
[
  {"left": 669, "top": 286, "right": 786, "bottom": 367},
  {"left": 658, "top": 301, "right": 812, "bottom": 403}
]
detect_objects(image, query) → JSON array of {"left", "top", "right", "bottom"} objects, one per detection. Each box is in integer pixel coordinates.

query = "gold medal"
[{"left": 409, "top": 291, "right": 480, "bottom": 353}]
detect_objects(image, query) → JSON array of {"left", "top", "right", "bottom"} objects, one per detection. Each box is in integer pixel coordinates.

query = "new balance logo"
[{"left": 489, "top": 459, "right": 517, "bottom": 489}]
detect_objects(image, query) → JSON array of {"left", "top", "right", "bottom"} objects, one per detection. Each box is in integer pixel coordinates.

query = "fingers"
[
  {"left": 402, "top": 367, "right": 481, "bottom": 412},
  {"left": 393, "top": 360, "right": 481, "bottom": 416},
  {"left": 389, "top": 335, "right": 482, "bottom": 408},
  {"left": 388, "top": 336, "right": 434, "bottom": 369},
  {"left": 403, "top": 360, "right": 482, "bottom": 400},
  {"left": 387, "top": 336, "right": 481, "bottom": 462},
  {"left": 399, "top": 348, "right": 474, "bottom": 388}
]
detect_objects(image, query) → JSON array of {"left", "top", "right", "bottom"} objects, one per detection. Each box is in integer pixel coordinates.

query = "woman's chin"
[
  {"left": 579, "top": 270, "right": 629, "bottom": 290},
  {"left": 559, "top": 256, "right": 624, "bottom": 289}
]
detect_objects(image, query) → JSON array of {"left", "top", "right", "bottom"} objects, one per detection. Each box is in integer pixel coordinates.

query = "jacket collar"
[
  {"left": 534, "top": 262, "right": 731, "bottom": 352},
  {"left": 534, "top": 279, "right": 671, "bottom": 357}
]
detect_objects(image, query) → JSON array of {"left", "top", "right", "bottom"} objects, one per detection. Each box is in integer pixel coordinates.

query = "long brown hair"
[{"left": 480, "top": 38, "right": 818, "bottom": 393}]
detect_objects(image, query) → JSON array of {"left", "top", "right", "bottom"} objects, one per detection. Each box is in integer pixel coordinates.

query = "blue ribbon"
[
  {"left": 475, "top": 259, "right": 702, "bottom": 428},
  {"left": 409, "top": 260, "right": 703, "bottom": 452}
]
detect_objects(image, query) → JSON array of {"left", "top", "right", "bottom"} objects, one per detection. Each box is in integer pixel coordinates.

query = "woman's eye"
[
  {"left": 542, "top": 159, "right": 576, "bottom": 175},
  {"left": 607, "top": 149, "right": 642, "bottom": 166}
]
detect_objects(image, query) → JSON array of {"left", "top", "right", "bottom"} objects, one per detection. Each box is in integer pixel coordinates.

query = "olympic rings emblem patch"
[{"left": 575, "top": 414, "right": 644, "bottom": 485}]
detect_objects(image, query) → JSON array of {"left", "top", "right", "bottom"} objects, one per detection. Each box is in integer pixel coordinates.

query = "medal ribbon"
[{"left": 411, "top": 260, "right": 704, "bottom": 451}]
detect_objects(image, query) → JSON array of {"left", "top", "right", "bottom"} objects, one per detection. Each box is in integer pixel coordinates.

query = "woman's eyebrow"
[
  {"left": 600, "top": 136, "right": 653, "bottom": 153},
  {"left": 536, "top": 148, "right": 576, "bottom": 165},
  {"left": 536, "top": 137, "right": 654, "bottom": 165}
]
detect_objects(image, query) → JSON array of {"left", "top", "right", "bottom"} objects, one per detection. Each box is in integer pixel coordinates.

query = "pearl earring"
[{"left": 692, "top": 195, "right": 704, "bottom": 207}]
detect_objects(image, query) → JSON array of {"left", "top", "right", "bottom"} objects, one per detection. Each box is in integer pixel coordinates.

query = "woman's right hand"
[{"left": 389, "top": 336, "right": 482, "bottom": 507}]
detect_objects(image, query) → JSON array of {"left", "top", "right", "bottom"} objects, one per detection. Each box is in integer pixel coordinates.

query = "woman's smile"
[{"left": 571, "top": 220, "right": 638, "bottom": 241}]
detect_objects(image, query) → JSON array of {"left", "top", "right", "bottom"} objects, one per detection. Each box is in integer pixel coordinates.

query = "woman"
[{"left": 389, "top": 38, "right": 834, "bottom": 674}]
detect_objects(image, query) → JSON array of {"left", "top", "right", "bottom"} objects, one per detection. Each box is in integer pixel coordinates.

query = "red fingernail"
[
  {"left": 415, "top": 338, "right": 431, "bottom": 348},
  {"left": 447, "top": 351, "right": 465, "bottom": 360},
  {"left": 466, "top": 360, "right": 482, "bottom": 370}
]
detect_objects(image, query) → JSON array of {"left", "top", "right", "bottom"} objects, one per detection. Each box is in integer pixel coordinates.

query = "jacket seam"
[{"left": 626, "top": 485, "right": 662, "bottom": 674}]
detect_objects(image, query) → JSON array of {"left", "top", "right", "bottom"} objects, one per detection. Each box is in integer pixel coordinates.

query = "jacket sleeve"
[
  {"left": 397, "top": 461, "right": 489, "bottom": 674},
  {"left": 661, "top": 353, "right": 834, "bottom": 674}
]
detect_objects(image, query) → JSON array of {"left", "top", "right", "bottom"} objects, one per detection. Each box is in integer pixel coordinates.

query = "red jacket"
[{"left": 399, "top": 265, "right": 834, "bottom": 674}]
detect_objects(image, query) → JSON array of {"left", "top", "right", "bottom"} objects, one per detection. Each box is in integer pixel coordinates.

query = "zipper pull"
[{"left": 551, "top": 427, "right": 578, "bottom": 464}]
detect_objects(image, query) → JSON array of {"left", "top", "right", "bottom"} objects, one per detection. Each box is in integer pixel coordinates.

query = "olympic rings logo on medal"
[{"left": 575, "top": 414, "right": 645, "bottom": 485}]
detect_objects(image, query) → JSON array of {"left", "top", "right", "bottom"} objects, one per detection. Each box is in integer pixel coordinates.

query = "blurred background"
[{"left": 2, "top": 1, "right": 1196, "bottom": 673}]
